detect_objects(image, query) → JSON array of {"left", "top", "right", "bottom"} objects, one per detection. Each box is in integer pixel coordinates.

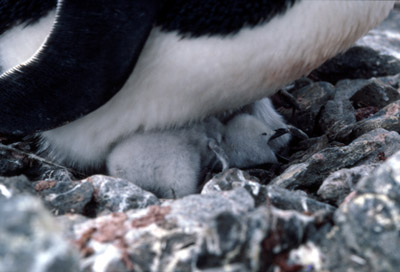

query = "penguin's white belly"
[
  {"left": 0, "top": 11, "right": 56, "bottom": 73},
  {"left": 0, "top": 1, "right": 394, "bottom": 170}
]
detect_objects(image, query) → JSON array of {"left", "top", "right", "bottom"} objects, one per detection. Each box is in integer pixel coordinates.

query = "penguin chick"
[
  {"left": 106, "top": 117, "right": 225, "bottom": 198},
  {"left": 107, "top": 113, "right": 284, "bottom": 198},
  {"left": 217, "top": 97, "right": 292, "bottom": 154},
  {"left": 221, "top": 114, "right": 279, "bottom": 169},
  {"left": 241, "top": 97, "right": 291, "bottom": 153}
]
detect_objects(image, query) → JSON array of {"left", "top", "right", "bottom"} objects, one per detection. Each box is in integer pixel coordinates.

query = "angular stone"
[
  {"left": 350, "top": 78, "right": 400, "bottom": 109},
  {"left": 334, "top": 78, "right": 374, "bottom": 101},
  {"left": 355, "top": 106, "right": 380, "bottom": 122},
  {"left": 0, "top": 196, "right": 79, "bottom": 272},
  {"left": 258, "top": 206, "right": 332, "bottom": 271},
  {"left": 87, "top": 175, "right": 161, "bottom": 214},
  {"left": 170, "top": 188, "right": 255, "bottom": 227},
  {"left": 285, "top": 82, "right": 335, "bottom": 135},
  {"left": 378, "top": 73, "right": 400, "bottom": 89},
  {"left": 267, "top": 185, "right": 335, "bottom": 213},
  {"left": 202, "top": 169, "right": 334, "bottom": 213},
  {"left": 288, "top": 135, "right": 330, "bottom": 163},
  {"left": 310, "top": 150, "right": 400, "bottom": 272},
  {"left": 201, "top": 169, "right": 267, "bottom": 206},
  {"left": 34, "top": 179, "right": 94, "bottom": 216},
  {"left": 336, "top": 100, "right": 400, "bottom": 142},
  {"left": 0, "top": 175, "right": 35, "bottom": 198},
  {"left": 309, "top": 46, "right": 400, "bottom": 84},
  {"left": 318, "top": 99, "right": 356, "bottom": 138},
  {"left": 271, "top": 129, "right": 400, "bottom": 190},
  {"left": 315, "top": 194, "right": 400, "bottom": 272},
  {"left": 66, "top": 189, "right": 256, "bottom": 272},
  {"left": 0, "top": 143, "right": 78, "bottom": 180},
  {"left": 318, "top": 164, "right": 380, "bottom": 206},
  {"left": 34, "top": 175, "right": 160, "bottom": 217},
  {"left": 357, "top": 150, "right": 400, "bottom": 203},
  {"left": 65, "top": 187, "right": 329, "bottom": 272}
]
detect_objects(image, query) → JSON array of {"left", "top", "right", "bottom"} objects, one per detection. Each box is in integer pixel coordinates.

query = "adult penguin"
[{"left": 0, "top": 0, "right": 395, "bottom": 172}]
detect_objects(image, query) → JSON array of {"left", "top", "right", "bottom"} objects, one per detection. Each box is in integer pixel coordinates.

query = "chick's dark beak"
[{"left": 268, "top": 128, "right": 289, "bottom": 142}]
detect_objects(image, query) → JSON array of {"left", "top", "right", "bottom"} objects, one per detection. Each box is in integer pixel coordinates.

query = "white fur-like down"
[
  {"left": 107, "top": 114, "right": 278, "bottom": 198},
  {"left": 0, "top": 1, "right": 395, "bottom": 170},
  {"left": 0, "top": 11, "right": 56, "bottom": 72},
  {"left": 106, "top": 118, "right": 222, "bottom": 198},
  {"left": 242, "top": 97, "right": 291, "bottom": 152}
]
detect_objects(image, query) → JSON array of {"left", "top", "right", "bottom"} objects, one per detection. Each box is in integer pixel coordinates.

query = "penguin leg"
[{"left": 0, "top": 0, "right": 162, "bottom": 136}]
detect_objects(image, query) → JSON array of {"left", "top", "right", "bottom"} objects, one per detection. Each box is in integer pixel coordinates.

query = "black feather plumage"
[
  {"left": 156, "top": 0, "right": 300, "bottom": 37},
  {"left": 0, "top": 0, "right": 56, "bottom": 35},
  {"left": 0, "top": 0, "right": 300, "bottom": 37}
]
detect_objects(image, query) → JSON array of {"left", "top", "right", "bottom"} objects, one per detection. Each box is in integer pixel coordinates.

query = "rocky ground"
[{"left": 1, "top": 6, "right": 400, "bottom": 272}]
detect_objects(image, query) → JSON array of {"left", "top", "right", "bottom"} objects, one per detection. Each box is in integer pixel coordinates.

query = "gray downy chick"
[
  {"left": 106, "top": 117, "right": 225, "bottom": 198},
  {"left": 221, "top": 113, "right": 279, "bottom": 169},
  {"left": 218, "top": 97, "right": 291, "bottom": 153},
  {"left": 241, "top": 97, "right": 291, "bottom": 153},
  {"left": 107, "top": 110, "right": 286, "bottom": 198}
]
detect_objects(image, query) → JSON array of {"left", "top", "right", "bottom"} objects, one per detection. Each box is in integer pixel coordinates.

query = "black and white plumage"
[{"left": 0, "top": 1, "right": 395, "bottom": 174}]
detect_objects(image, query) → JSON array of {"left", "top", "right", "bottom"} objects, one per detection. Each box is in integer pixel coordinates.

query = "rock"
[
  {"left": 293, "top": 150, "right": 400, "bottom": 272},
  {"left": 63, "top": 187, "right": 329, "bottom": 272},
  {"left": 309, "top": 46, "right": 400, "bottom": 84},
  {"left": 357, "top": 150, "right": 400, "bottom": 202},
  {"left": 377, "top": 73, "right": 400, "bottom": 89},
  {"left": 288, "top": 135, "right": 330, "bottom": 162},
  {"left": 0, "top": 195, "right": 79, "bottom": 272},
  {"left": 245, "top": 168, "right": 277, "bottom": 185},
  {"left": 336, "top": 100, "right": 400, "bottom": 143},
  {"left": 355, "top": 106, "right": 380, "bottom": 122},
  {"left": 201, "top": 169, "right": 266, "bottom": 206},
  {"left": 34, "top": 178, "right": 95, "bottom": 216},
  {"left": 66, "top": 189, "right": 256, "bottom": 272},
  {"left": 86, "top": 175, "right": 160, "bottom": 215},
  {"left": 331, "top": 194, "right": 400, "bottom": 271},
  {"left": 0, "top": 144, "right": 27, "bottom": 176},
  {"left": 34, "top": 175, "right": 160, "bottom": 216},
  {"left": 271, "top": 129, "right": 400, "bottom": 190},
  {"left": 279, "top": 82, "right": 335, "bottom": 136},
  {"left": 170, "top": 188, "right": 255, "bottom": 226},
  {"left": 349, "top": 78, "right": 400, "bottom": 109},
  {"left": 266, "top": 185, "right": 335, "bottom": 213},
  {"left": 317, "top": 99, "right": 356, "bottom": 137},
  {"left": 317, "top": 164, "right": 380, "bottom": 206},
  {"left": 271, "top": 77, "right": 313, "bottom": 109},
  {"left": 0, "top": 175, "right": 36, "bottom": 198},
  {"left": 202, "top": 169, "right": 335, "bottom": 213},
  {"left": 334, "top": 79, "right": 371, "bottom": 101},
  {"left": 40, "top": 168, "right": 76, "bottom": 183},
  {"left": 318, "top": 78, "right": 400, "bottom": 140},
  {"left": 0, "top": 143, "right": 79, "bottom": 180}
]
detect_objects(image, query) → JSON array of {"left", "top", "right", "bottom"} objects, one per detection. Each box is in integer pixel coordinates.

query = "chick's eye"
[{"left": 261, "top": 132, "right": 268, "bottom": 136}]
